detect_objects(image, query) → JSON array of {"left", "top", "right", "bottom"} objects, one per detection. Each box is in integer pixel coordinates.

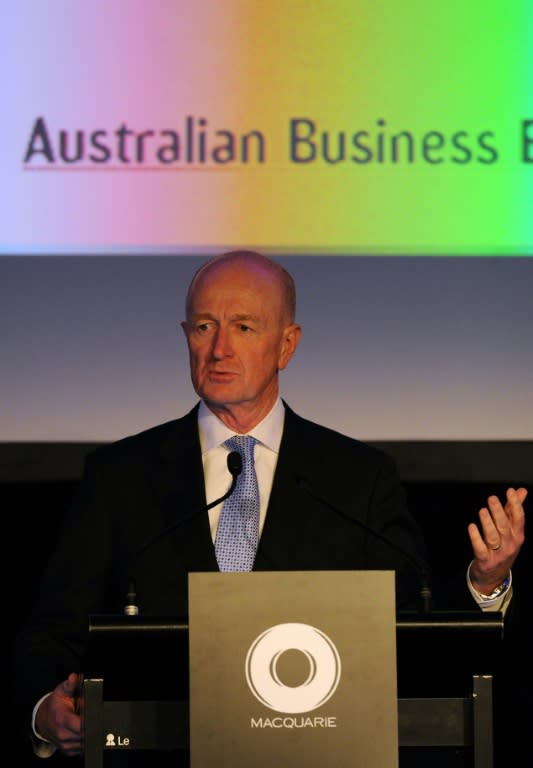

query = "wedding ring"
[{"left": 491, "top": 543, "right": 502, "bottom": 551}]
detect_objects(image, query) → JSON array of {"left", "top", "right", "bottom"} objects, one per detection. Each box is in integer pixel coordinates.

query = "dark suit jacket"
[{"left": 13, "top": 401, "right": 427, "bottom": 741}]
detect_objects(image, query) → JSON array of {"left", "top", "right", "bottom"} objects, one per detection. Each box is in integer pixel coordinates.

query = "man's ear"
[{"left": 278, "top": 323, "right": 302, "bottom": 371}]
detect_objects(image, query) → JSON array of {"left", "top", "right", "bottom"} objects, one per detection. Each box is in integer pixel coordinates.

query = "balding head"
[{"left": 185, "top": 250, "right": 296, "bottom": 326}]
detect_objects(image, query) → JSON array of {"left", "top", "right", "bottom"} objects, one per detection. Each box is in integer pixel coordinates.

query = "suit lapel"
[
  {"left": 254, "top": 405, "right": 323, "bottom": 570},
  {"left": 149, "top": 405, "right": 218, "bottom": 570}
]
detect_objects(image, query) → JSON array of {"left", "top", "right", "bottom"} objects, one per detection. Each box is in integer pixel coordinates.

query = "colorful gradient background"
[
  {"left": 1, "top": 0, "right": 531, "bottom": 254},
  {"left": 0, "top": 2, "right": 531, "bottom": 444}
]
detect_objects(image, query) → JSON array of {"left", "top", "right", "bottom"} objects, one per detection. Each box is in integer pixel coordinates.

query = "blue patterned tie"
[{"left": 215, "top": 435, "right": 260, "bottom": 572}]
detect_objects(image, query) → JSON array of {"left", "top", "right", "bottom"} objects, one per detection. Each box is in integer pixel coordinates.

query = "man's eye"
[
  {"left": 197, "top": 323, "right": 211, "bottom": 333},
  {"left": 238, "top": 324, "right": 253, "bottom": 332}
]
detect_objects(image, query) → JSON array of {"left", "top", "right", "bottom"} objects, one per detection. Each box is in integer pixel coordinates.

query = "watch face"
[{"left": 480, "top": 577, "right": 510, "bottom": 601}]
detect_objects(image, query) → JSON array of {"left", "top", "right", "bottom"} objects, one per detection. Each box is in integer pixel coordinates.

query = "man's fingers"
[
  {"left": 505, "top": 487, "right": 527, "bottom": 529},
  {"left": 467, "top": 522, "right": 489, "bottom": 559}
]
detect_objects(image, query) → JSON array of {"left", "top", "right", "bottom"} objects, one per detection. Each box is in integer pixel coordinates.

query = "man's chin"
[{"left": 200, "top": 388, "right": 243, "bottom": 408}]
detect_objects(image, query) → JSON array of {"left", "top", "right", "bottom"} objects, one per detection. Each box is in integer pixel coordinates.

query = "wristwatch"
[{"left": 477, "top": 576, "right": 510, "bottom": 601}]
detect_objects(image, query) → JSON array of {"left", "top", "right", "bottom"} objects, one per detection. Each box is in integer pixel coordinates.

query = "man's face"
[{"left": 182, "top": 260, "right": 299, "bottom": 417}]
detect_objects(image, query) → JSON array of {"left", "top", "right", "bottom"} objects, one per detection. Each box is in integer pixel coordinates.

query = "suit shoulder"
[
  {"left": 284, "top": 405, "right": 395, "bottom": 467},
  {"left": 84, "top": 407, "right": 198, "bottom": 467}
]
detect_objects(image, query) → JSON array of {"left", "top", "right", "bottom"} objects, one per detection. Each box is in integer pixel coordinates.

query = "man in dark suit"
[{"left": 13, "top": 250, "right": 526, "bottom": 761}]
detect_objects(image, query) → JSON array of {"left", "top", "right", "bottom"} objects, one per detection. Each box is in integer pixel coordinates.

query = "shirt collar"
[{"left": 198, "top": 398, "right": 285, "bottom": 454}]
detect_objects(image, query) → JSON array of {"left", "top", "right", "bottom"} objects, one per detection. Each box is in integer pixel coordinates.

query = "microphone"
[
  {"left": 124, "top": 450, "right": 243, "bottom": 615},
  {"left": 295, "top": 474, "right": 433, "bottom": 614}
]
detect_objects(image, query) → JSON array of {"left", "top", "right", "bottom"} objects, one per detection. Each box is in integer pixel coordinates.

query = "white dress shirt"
[{"left": 197, "top": 397, "right": 284, "bottom": 542}]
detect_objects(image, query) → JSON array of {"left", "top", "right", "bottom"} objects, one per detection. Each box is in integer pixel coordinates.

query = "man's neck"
[{"left": 204, "top": 396, "right": 279, "bottom": 434}]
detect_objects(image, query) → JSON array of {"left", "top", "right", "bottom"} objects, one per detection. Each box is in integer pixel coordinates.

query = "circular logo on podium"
[{"left": 245, "top": 622, "right": 341, "bottom": 713}]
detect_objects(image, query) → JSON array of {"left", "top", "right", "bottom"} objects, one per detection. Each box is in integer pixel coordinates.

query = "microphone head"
[{"left": 227, "top": 450, "right": 243, "bottom": 478}]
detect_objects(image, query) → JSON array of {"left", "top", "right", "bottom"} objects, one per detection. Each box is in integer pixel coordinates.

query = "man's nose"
[{"left": 211, "top": 326, "right": 233, "bottom": 358}]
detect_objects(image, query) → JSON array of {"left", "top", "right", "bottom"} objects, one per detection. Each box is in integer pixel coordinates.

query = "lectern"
[{"left": 82, "top": 610, "right": 503, "bottom": 768}]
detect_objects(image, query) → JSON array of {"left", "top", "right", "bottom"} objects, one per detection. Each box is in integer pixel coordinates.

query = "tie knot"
[{"left": 224, "top": 435, "right": 257, "bottom": 465}]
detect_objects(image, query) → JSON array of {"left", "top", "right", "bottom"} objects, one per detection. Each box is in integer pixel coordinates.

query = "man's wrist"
[
  {"left": 467, "top": 561, "right": 512, "bottom": 602},
  {"left": 474, "top": 575, "right": 510, "bottom": 601}
]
